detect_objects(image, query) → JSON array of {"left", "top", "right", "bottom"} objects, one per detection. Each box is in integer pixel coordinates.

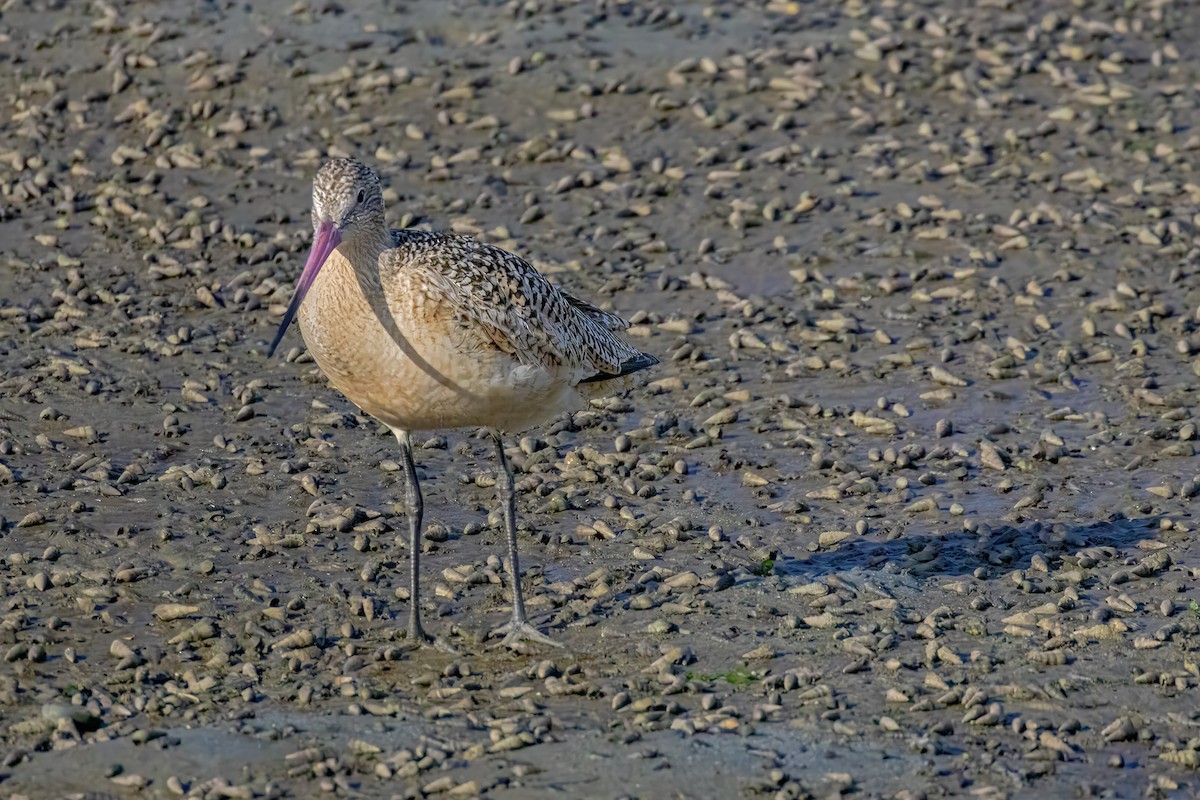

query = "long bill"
[{"left": 267, "top": 220, "right": 342, "bottom": 357}]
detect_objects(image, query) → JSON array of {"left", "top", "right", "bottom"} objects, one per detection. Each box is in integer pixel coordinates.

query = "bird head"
[{"left": 268, "top": 158, "right": 385, "bottom": 357}]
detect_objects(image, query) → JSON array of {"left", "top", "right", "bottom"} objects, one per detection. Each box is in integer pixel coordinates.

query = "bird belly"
[
  {"left": 333, "top": 343, "right": 580, "bottom": 433},
  {"left": 297, "top": 258, "right": 579, "bottom": 432}
]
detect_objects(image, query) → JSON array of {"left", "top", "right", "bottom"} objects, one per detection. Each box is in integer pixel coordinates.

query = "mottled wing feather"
[
  {"left": 560, "top": 291, "right": 629, "bottom": 331},
  {"left": 382, "top": 230, "right": 641, "bottom": 383}
]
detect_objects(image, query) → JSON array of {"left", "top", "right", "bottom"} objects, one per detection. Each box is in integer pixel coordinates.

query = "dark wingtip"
[
  {"left": 627, "top": 353, "right": 660, "bottom": 373},
  {"left": 579, "top": 352, "right": 659, "bottom": 384}
]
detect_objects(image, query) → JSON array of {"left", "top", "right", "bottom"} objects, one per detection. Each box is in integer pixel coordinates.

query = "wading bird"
[{"left": 268, "top": 158, "right": 657, "bottom": 648}]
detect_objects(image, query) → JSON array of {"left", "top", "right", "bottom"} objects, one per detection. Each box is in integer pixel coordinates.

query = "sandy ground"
[{"left": 2, "top": 0, "right": 1200, "bottom": 798}]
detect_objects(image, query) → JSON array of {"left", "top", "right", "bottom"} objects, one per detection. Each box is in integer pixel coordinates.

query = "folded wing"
[{"left": 383, "top": 231, "right": 654, "bottom": 386}]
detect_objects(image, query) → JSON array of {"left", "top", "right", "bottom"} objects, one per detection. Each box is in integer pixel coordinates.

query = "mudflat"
[{"left": 1, "top": 1, "right": 1199, "bottom": 798}]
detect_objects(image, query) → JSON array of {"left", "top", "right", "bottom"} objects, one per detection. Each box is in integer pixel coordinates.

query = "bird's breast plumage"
[{"left": 297, "top": 246, "right": 582, "bottom": 433}]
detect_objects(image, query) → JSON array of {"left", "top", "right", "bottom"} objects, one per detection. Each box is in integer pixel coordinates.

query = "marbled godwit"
[{"left": 268, "top": 158, "right": 658, "bottom": 648}]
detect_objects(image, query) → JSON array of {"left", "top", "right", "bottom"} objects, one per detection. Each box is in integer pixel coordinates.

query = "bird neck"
[{"left": 338, "top": 225, "right": 392, "bottom": 271}]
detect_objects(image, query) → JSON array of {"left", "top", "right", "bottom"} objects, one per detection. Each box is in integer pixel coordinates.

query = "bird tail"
[
  {"left": 579, "top": 352, "right": 659, "bottom": 384},
  {"left": 575, "top": 352, "right": 659, "bottom": 400}
]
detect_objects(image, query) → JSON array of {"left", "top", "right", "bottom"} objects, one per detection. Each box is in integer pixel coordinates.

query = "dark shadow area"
[{"left": 772, "top": 515, "right": 1160, "bottom": 584}]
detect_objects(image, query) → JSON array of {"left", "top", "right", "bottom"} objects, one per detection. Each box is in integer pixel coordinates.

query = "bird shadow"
[
  {"left": 351, "top": 255, "right": 479, "bottom": 401},
  {"left": 769, "top": 515, "right": 1161, "bottom": 595}
]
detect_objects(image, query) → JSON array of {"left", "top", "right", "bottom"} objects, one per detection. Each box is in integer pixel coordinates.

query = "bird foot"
[
  {"left": 407, "top": 622, "right": 458, "bottom": 653},
  {"left": 490, "top": 619, "right": 562, "bottom": 650}
]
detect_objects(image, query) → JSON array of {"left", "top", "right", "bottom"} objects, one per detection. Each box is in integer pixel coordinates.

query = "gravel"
[{"left": 2, "top": 0, "right": 1200, "bottom": 797}]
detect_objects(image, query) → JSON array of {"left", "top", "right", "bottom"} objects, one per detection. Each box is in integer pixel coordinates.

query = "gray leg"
[
  {"left": 489, "top": 429, "right": 560, "bottom": 649},
  {"left": 395, "top": 428, "right": 433, "bottom": 646}
]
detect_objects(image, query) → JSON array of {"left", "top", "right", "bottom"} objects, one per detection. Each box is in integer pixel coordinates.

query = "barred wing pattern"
[{"left": 383, "top": 230, "right": 645, "bottom": 385}]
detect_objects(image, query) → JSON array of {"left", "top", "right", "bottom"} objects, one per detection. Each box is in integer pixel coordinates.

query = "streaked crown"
[{"left": 311, "top": 157, "right": 385, "bottom": 235}]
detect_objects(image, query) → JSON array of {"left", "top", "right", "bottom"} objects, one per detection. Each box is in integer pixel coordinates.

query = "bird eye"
[{"left": 356, "top": 189, "right": 365, "bottom": 204}]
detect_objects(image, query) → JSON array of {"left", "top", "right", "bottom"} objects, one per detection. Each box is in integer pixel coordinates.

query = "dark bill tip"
[{"left": 266, "top": 221, "right": 342, "bottom": 358}]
